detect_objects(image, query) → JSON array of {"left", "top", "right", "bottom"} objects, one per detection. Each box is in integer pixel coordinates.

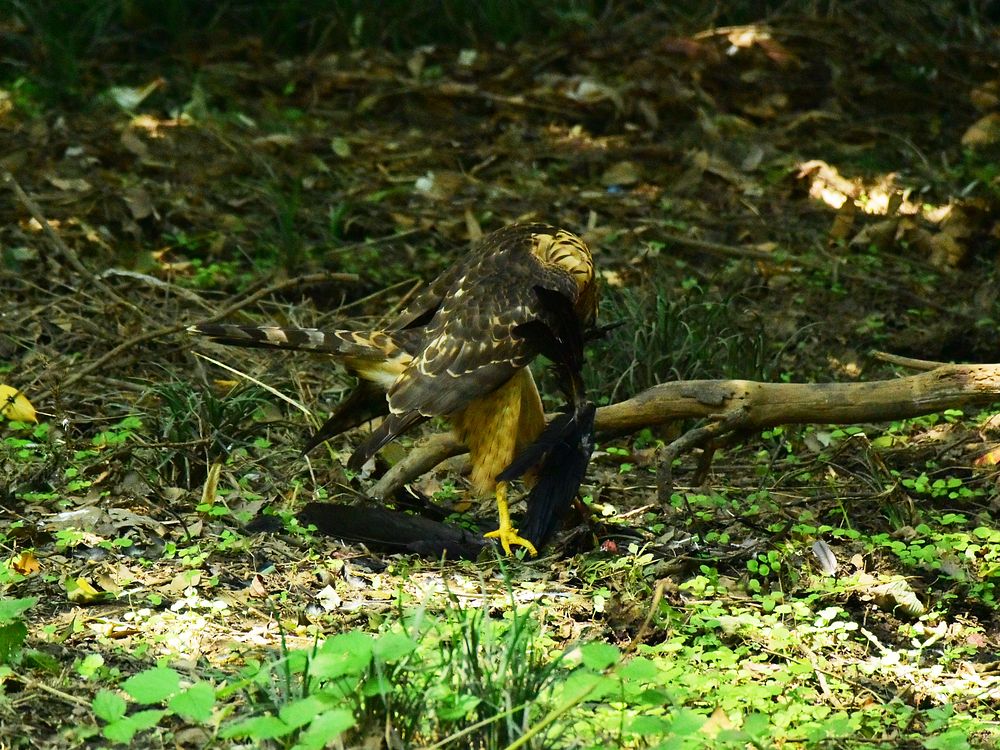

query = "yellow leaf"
[
  {"left": 66, "top": 577, "right": 104, "bottom": 603},
  {"left": 12, "top": 551, "right": 40, "bottom": 575},
  {"left": 201, "top": 461, "right": 222, "bottom": 506},
  {"left": 0, "top": 384, "right": 37, "bottom": 422},
  {"left": 974, "top": 445, "right": 1000, "bottom": 467}
]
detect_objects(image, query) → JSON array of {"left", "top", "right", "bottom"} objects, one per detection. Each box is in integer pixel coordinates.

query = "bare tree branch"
[{"left": 370, "top": 363, "right": 1000, "bottom": 498}]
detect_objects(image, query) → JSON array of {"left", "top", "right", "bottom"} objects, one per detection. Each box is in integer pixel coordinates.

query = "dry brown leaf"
[
  {"left": 464, "top": 207, "right": 482, "bottom": 240},
  {"left": 961, "top": 113, "right": 1000, "bottom": 148},
  {"left": 252, "top": 133, "right": 300, "bottom": 149},
  {"left": 869, "top": 579, "right": 926, "bottom": 618},
  {"left": 927, "top": 232, "right": 966, "bottom": 268},
  {"left": 47, "top": 176, "right": 93, "bottom": 192},
  {"left": 120, "top": 127, "right": 149, "bottom": 158},
  {"left": 849, "top": 218, "right": 899, "bottom": 252},
  {"left": 970, "top": 80, "right": 1000, "bottom": 111},
  {"left": 123, "top": 185, "right": 156, "bottom": 220},
  {"left": 96, "top": 572, "right": 123, "bottom": 595},
  {"left": 601, "top": 160, "right": 641, "bottom": 186},
  {"left": 898, "top": 222, "right": 935, "bottom": 261},
  {"left": 828, "top": 202, "right": 856, "bottom": 243},
  {"left": 414, "top": 170, "right": 464, "bottom": 201},
  {"left": 248, "top": 574, "right": 269, "bottom": 598}
]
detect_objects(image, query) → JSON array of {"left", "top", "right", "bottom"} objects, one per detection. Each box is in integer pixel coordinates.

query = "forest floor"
[{"left": 2, "top": 5, "right": 1000, "bottom": 749}]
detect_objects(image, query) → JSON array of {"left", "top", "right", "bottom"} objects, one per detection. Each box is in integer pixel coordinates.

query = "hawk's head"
[{"left": 529, "top": 228, "right": 598, "bottom": 327}]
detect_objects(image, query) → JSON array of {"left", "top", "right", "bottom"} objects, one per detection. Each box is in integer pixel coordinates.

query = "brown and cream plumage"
[{"left": 188, "top": 223, "right": 597, "bottom": 555}]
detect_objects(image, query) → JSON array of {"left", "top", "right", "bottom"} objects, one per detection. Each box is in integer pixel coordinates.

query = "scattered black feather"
[
  {"left": 500, "top": 401, "right": 596, "bottom": 547},
  {"left": 298, "top": 501, "right": 487, "bottom": 559},
  {"left": 584, "top": 319, "right": 625, "bottom": 341}
]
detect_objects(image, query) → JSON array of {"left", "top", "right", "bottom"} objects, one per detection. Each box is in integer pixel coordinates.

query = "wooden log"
[
  {"left": 370, "top": 363, "right": 1000, "bottom": 497},
  {"left": 597, "top": 364, "right": 1000, "bottom": 431}
]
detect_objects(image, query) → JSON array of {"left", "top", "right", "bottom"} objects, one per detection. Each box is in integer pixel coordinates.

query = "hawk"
[{"left": 188, "top": 223, "right": 598, "bottom": 555}]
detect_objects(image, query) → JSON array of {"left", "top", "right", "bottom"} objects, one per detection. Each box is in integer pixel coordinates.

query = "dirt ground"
[{"left": 2, "top": 5, "right": 1000, "bottom": 747}]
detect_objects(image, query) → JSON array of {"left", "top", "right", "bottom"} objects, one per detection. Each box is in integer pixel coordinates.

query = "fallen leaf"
[
  {"left": 248, "top": 574, "right": 268, "bottom": 598},
  {"left": 828, "top": 202, "right": 856, "bottom": 243},
  {"left": 166, "top": 570, "right": 202, "bottom": 596},
  {"left": 47, "top": 176, "right": 93, "bottom": 192},
  {"left": 120, "top": 127, "right": 149, "bottom": 158},
  {"left": 12, "top": 552, "right": 40, "bottom": 575},
  {"left": 106, "top": 78, "right": 164, "bottom": 111},
  {"left": 66, "top": 577, "right": 108, "bottom": 604},
  {"left": 123, "top": 186, "right": 156, "bottom": 221},
  {"left": 600, "top": 160, "right": 641, "bottom": 187},
  {"left": 464, "top": 207, "right": 482, "bottom": 241},
  {"left": 700, "top": 706, "right": 735, "bottom": 737},
  {"left": 414, "top": 170, "right": 464, "bottom": 201},
  {"left": 96, "top": 572, "right": 123, "bottom": 595},
  {"left": 868, "top": 579, "right": 926, "bottom": 618},
  {"left": 961, "top": 112, "right": 1000, "bottom": 148},
  {"left": 927, "top": 232, "right": 965, "bottom": 268},
  {"left": 331, "top": 136, "right": 352, "bottom": 157},
  {"left": 970, "top": 80, "right": 1000, "bottom": 111},
  {"left": 849, "top": 218, "right": 899, "bottom": 252},
  {"left": 0, "top": 385, "right": 37, "bottom": 422},
  {"left": 252, "top": 133, "right": 300, "bottom": 149},
  {"left": 973, "top": 445, "right": 1000, "bottom": 466}
]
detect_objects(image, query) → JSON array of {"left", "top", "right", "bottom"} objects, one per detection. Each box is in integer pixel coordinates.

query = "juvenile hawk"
[{"left": 189, "top": 223, "right": 598, "bottom": 555}]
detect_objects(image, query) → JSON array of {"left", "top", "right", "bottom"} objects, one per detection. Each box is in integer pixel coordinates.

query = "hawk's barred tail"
[{"left": 186, "top": 323, "right": 394, "bottom": 360}]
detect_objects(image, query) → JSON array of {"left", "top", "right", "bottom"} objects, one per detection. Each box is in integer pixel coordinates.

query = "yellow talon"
[
  {"left": 484, "top": 527, "right": 538, "bottom": 557},
  {"left": 484, "top": 482, "right": 538, "bottom": 556}
]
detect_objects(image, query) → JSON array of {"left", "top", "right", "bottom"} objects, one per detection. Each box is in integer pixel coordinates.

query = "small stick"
[
  {"left": 35, "top": 271, "right": 357, "bottom": 401},
  {"left": 871, "top": 350, "right": 945, "bottom": 371}
]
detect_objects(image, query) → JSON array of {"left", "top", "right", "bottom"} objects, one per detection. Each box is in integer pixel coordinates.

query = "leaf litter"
[{"left": 2, "top": 5, "right": 1000, "bottom": 747}]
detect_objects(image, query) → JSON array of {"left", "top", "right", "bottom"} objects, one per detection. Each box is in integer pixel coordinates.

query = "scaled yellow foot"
[{"left": 483, "top": 482, "right": 538, "bottom": 556}]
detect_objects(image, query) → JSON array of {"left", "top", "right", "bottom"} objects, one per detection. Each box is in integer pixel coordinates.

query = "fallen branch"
[
  {"left": 370, "top": 362, "right": 1000, "bottom": 498},
  {"left": 371, "top": 432, "right": 464, "bottom": 498},
  {"left": 596, "top": 363, "right": 1000, "bottom": 432}
]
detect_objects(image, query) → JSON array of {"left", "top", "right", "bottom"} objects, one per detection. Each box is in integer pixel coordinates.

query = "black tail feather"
[{"left": 499, "top": 401, "right": 596, "bottom": 547}]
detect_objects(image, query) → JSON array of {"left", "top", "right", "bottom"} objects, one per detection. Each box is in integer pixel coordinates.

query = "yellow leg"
[{"left": 483, "top": 481, "right": 538, "bottom": 557}]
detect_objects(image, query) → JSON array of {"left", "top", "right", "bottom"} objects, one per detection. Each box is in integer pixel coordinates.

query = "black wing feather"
[{"left": 501, "top": 402, "right": 596, "bottom": 546}]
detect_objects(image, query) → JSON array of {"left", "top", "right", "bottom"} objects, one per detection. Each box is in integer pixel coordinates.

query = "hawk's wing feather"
[
  {"left": 347, "top": 410, "right": 427, "bottom": 472},
  {"left": 387, "top": 242, "right": 579, "bottom": 419},
  {"left": 390, "top": 258, "right": 466, "bottom": 330},
  {"left": 302, "top": 381, "right": 389, "bottom": 456}
]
